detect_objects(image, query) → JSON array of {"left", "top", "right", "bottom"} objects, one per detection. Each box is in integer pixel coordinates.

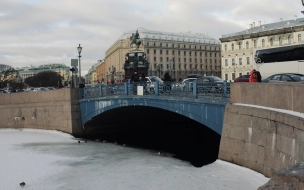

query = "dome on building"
[{"left": 117, "top": 27, "right": 220, "bottom": 45}]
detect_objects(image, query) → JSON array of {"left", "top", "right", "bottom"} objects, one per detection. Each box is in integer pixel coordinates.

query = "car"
[
  {"left": 262, "top": 73, "right": 304, "bottom": 83},
  {"left": 180, "top": 78, "right": 197, "bottom": 90},
  {"left": 0, "top": 89, "right": 10, "bottom": 93},
  {"left": 47, "top": 87, "right": 56, "bottom": 90},
  {"left": 145, "top": 76, "right": 164, "bottom": 92},
  {"left": 195, "top": 76, "right": 230, "bottom": 93},
  {"left": 234, "top": 75, "right": 250, "bottom": 82},
  {"left": 187, "top": 74, "right": 202, "bottom": 78}
]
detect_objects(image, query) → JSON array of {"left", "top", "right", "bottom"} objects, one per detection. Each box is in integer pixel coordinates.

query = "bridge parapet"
[{"left": 80, "top": 81, "right": 230, "bottom": 101}]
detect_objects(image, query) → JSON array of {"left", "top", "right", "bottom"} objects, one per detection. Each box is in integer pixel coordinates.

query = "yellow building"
[{"left": 102, "top": 27, "right": 221, "bottom": 82}]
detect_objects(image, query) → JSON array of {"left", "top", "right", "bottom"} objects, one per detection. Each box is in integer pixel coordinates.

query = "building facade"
[
  {"left": 101, "top": 27, "right": 221, "bottom": 83},
  {"left": 220, "top": 16, "right": 304, "bottom": 81},
  {"left": 16, "top": 63, "right": 71, "bottom": 84},
  {"left": 85, "top": 61, "right": 102, "bottom": 84}
]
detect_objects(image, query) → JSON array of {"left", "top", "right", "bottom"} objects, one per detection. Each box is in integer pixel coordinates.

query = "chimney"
[
  {"left": 294, "top": 15, "right": 297, "bottom": 20},
  {"left": 280, "top": 18, "right": 283, "bottom": 22},
  {"left": 252, "top": 22, "right": 255, "bottom": 28},
  {"left": 258, "top": 21, "right": 261, "bottom": 27}
]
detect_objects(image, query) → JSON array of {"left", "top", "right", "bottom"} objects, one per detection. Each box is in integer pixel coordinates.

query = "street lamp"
[{"left": 77, "top": 44, "right": 82, "bottom": 84}]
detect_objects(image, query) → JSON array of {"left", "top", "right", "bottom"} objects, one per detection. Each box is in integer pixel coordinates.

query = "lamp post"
[{"left": 77, "top": 44, "right": 82, "bottom": 84}]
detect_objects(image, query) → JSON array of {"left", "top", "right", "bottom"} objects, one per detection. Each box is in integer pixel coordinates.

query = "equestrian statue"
[{"left": 130, "top": 30, "right": 142, "bottom": 50}]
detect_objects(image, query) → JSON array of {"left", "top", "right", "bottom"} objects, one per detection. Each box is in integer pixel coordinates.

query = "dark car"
[
  {"left": 234, "top": 75, "right": 250, "bottom": 82},
  {"left": 195, "top": 76, "right": 230, "bottom": 93},
  {"left": 262, "top": 73, "right": 304, "bottom": 83}
]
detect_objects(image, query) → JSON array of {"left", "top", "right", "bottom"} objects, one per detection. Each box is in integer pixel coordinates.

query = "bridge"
[{"left": 79, "top": 81, "right": 230, "bottom": 135}]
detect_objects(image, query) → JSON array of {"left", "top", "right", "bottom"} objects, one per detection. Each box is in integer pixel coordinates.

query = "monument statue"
[{"left": 130, "top": 30, "right": 142, "bottom": 50}]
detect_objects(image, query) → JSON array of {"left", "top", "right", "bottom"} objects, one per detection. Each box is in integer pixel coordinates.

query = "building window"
[
  {"left": 154, "top": 43, "right": 156, "bottom": 46},
  {"left": 184, "top": 64, "right": 186, "bottom": 69},
  {"left": 166, "top": 44, "right": 168, "bottom": 47},
  {"left": 270, "top": 38, "right": 274, "bottom": 46},
  {"left": 200, "top": 59, "right": 202, "bottom": 63},
  {"left": 167, "top": 64, "right": 169, "bottom": 69},
  {"left": 254, "top": 40, "right": 257, "bottom": 48},
  {"left": 154, "top": 64, "right": 156, "bottom": 69},
  {"left": 247, "top": 57, "right": 250, "bottom": 65},
  {"left": 147, "top": 42, "right": 149, "bottom": 46},
  {"left": 238, "top": 42, "right": 242, "bottom": 50},
  {"left": 195, "top": 52, "right": 197, "bottom": 56},
  {"left": 184, "top": 45, "right": 186, "bottom": 48},
  {"left": 166, "top": 50, "right": 168, "bottom": 55},
  {"left": 200, "top": 52, "right": 202, "bottom": 56},
  {"left": 190, "top": 64, "right": 192, "bottom": 69},
  {"left": 184, "top": 58, "right": 186, "bottom": 62},
  {"left": 298, "top": 34, "right": 302, "bottom": 42},
  {"left": 224, "top": 44, "right": 227, "bottom": 51},
  {"left": 178, "top": 58, "right": 181, "bottom": 62},
  {"left": 147, "top": 49, "right": 149, "bottom": 54},
  {"left": 210, "top": 59, "right": 212, "bottom": 63},
  {"left": 160, "top": 57, "right": 163, "bottom": 61},
  {"left": 205, "top": 52, "right": 207, "bottom": 56},
  {"left": 178, "top": 44, "right": 180, "bottom": 48},
  {"left": 239, "top": 73, "right": 242, "bottom": 77},
  {"left": 279, "top": 37, "right": 283, "bottom": 45},
  {"left": 262, "top": 39, "right": 265, "bottom": 47},
  {"left": 246, "top": 41, "right": 249, "bottom": 49},
  {"left": 232, "top": 73, "right": 235, "bottom": 80},
  {"left": 172, "top": 51, "right": 174, "bottom": 55},
  {"left": 190, "top": 58, "right": 192, "bottom": 62},
  {"left": 210, "top": 53, "right": 212, "bottom": 56},
  {"left": 160, "top": 43, "right": 162, "bottom": 47},
  {"left": 195, "top": 58, "right": 197, "bottom": 63},
  {"left": 225, "top": 59, "right": 228, "bottom": 66},
  {"left": 154, "top": 50, "right": 156, "bottom": 54},
  {"left": 225, "top": 74, "right": 228, "bottom": 80},
  {"left": 178, "top": 51, "right": 180, "bottom": 55},
  {"left": 172, "top": 44, "right": 174, "bottom": 47},
  {"left": 166, "top": 57, "right": 169, "bottom": 62},
  {"left": 232, "top": 58, "right": 235, "bottom": 65},
  {"left": 160, "top": 50, "right": 162, "bottom": 55},
  {"left": 288, "top": 35, "right": 292, "bottom": 44},
  {"left": 154, "top": 57, "right": 156, "bottom": 61},
  {"left": 190, "top": 52, "right": 192, "bottom": 56},
  {"left": 195, "top": 46, "right": 197, "bottom": 49},
  {"left": 231, "top": 43, "right": 234, "bottom": 50},
  {"left": 200, "top": 64, "right": 203, "bottom": 69},
  {"left": 239, "top": 58, "right": 242, "bottom": 65},
  {"left": 179, "top": 64, "right": 181, "bottom": 69},
  {"left": 184, "top": 51, "right": 186, "bottom": 56}
]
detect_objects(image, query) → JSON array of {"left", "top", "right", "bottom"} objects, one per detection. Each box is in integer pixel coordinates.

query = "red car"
[{"left": 234, "top": 75, "right": 250, "bottom": 82}]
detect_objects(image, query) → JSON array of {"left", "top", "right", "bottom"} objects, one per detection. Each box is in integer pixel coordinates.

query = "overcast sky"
[{"left": 0, "top": 0, "right": 302, "bottom": 75}]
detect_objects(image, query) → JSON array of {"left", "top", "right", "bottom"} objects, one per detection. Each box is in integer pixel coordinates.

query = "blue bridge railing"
[{"left": 79, "top": 81, "right": 230, "bottom": 100}]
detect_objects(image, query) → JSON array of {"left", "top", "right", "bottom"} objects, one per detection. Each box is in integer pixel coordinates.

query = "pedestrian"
[
  {"left": 79, "top": 82, "right": 85, "bottom": 88},
  {"left": 256, "top": 71, "right": 262, "bottom": 82},
  {"left": 249, "top": 69, "right": 258, "bottom": 83},
  {"left": 131, "top": 71, "right": 139, "bottom": 82},
  {"left": 140, "top": 73, "right": 146, "bottom": 82},
  {"left": 163, "top": 70, "right": 173, "bottom": 92}
]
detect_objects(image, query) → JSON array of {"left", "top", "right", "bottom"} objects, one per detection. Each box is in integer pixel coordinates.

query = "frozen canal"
[{"left": 0, "top": 129, "right": 268, "bottom": 190}]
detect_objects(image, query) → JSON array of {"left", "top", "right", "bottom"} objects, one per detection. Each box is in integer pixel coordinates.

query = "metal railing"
[{"left": 79, "top": 81, "right": 230, "bottom": 100}]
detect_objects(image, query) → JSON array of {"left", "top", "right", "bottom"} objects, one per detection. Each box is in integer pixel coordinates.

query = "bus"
[{"left": 254, "top": 43, "right": 304, "bottom": 78}]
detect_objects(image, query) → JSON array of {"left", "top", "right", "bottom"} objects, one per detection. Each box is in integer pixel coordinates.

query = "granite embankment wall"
[
  {"left": 0, "top": 88, "right": 83, "bottom": 137},
  {"left": 219, "top": 83, "right": 304, "bottom": 177}
]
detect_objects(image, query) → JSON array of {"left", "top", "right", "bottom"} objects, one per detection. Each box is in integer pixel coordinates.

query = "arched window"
[
  {"left": 262, "top": 39, "right": 265, "bottom": 47},
  {"left": 298, "top": 34, "right": 302, "bottom": 42},
  {"left": 246, "top": 41, "right": 249, "bottom": 49},
  {"left": 288, "top": 35, "right": 292, "bottom": 44},
  {"left": 254, "top": 40, "right": 257, "bottom": 48},
  {"left": 279, "top": 37, "right": 283, "bottom": 45},
  {"left": 270, "top": 38, "right": 274, "bottom": 46},
  {"left": 224, "top": 44, "right": 227, "bottom": 51},
  {"left": 238, "top": 42, "right": 242, "bottom": 50},
  {"left": 231, "top": 43, "right": 234, "bottom": 50}
]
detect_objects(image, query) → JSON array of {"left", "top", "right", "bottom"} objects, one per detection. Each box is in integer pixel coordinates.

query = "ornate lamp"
[{"left": 77, "top": 44, "right": 82, "bottom": 83}]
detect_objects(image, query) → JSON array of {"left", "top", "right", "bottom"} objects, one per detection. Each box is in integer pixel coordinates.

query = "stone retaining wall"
[
  {"left": 219, "top": 83, "right": 304, "bottom": 177},
  {"left": 0, "top": 88, "right": 83, "bottom": 137}
]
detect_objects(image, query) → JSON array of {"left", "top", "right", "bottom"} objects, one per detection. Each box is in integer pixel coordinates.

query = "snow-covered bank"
[{"left": 0, "top": 129, "right": 268, "bottom": 190}]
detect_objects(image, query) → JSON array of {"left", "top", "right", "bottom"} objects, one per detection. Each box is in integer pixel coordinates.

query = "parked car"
[
  {"left": 187, "top": 74, "right": 202, "bottom": 78},
  {"left": 234, "top": 75, "right": 250, "bottom": 82},
  {"left": 145, "top": 76, "right": 164, "bottom": 92},
  {"left": 195, "top": 76, "right": 230, "bottom": 93},
  {"left": 262, "top": 73, "right": 304, "bottom": 83},
  {"left": 0, "top": 89, "right": 10, "bottom": 93},
  {"left": 180, "top": 78, "right": 197, "bottom": 90}
]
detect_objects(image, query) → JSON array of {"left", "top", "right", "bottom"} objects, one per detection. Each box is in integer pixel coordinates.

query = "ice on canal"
[{"left": 0, "top": 129, "right": 268, "bottom": 190}]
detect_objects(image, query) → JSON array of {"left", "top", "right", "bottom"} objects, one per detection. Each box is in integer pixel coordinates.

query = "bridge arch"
[{"left": 79, "top": 96, "right": 227, "bottom": 135}]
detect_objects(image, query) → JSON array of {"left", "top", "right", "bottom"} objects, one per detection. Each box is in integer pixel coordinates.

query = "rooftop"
[
  {"left": 222, "top": 17, "right": 304, "bottom": 38},
  {"left": 117, "top": 27, "right": 220, "bottom": 45}
]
